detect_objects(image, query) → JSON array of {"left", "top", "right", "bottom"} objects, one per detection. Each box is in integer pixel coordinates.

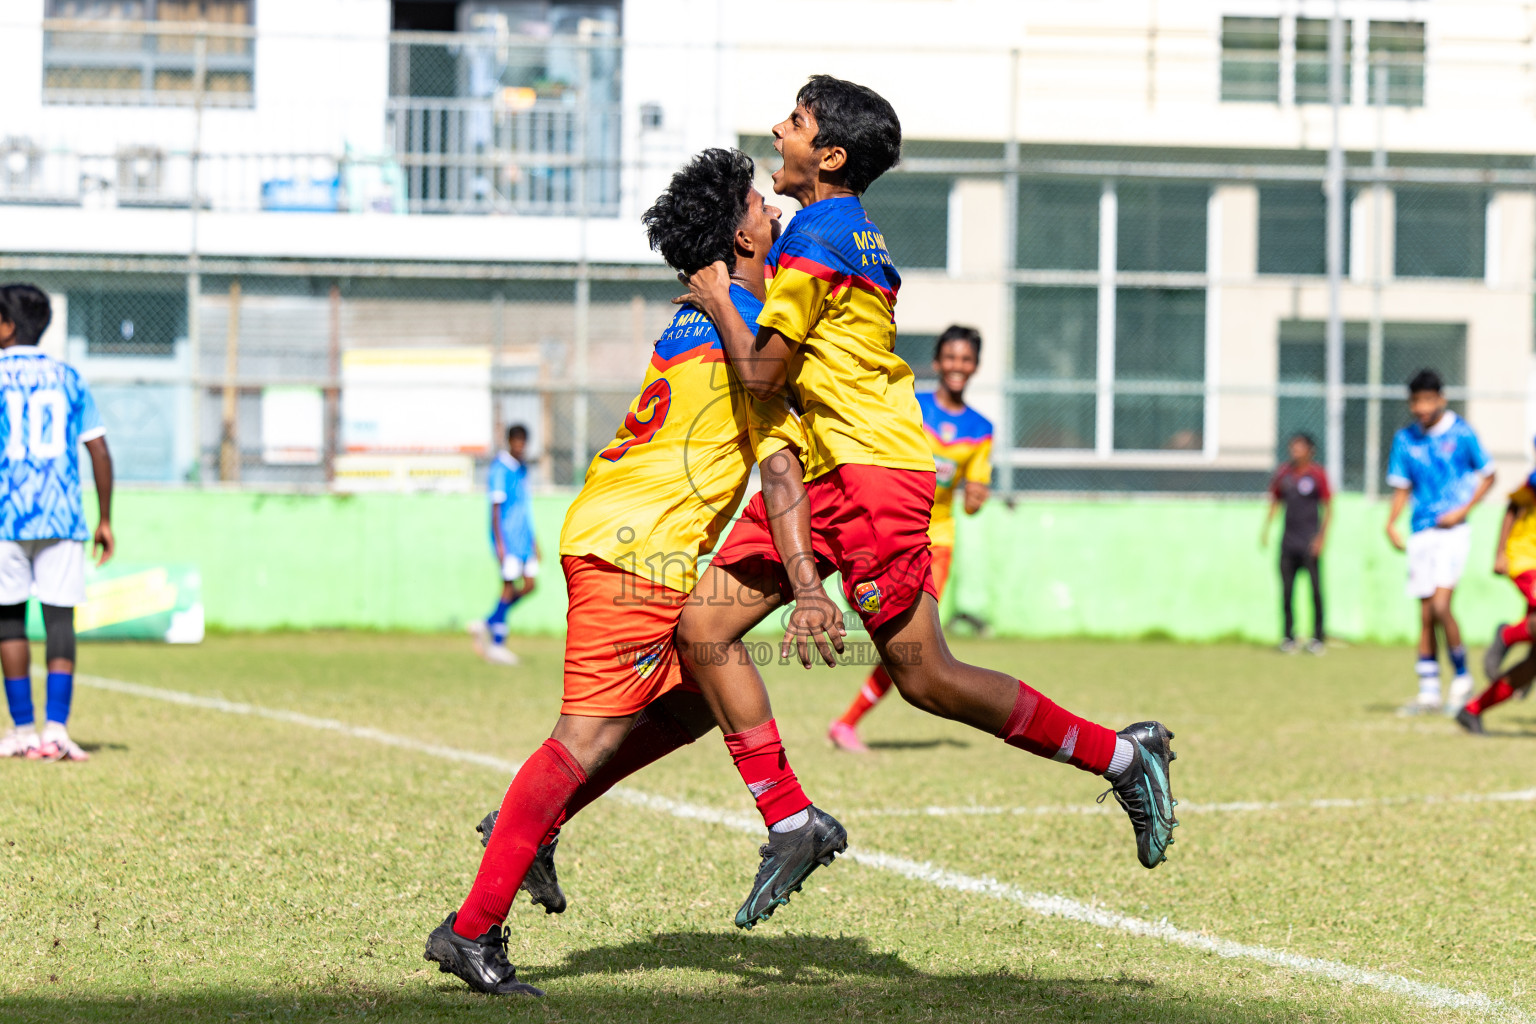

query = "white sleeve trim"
[
  {"left": 488, "top": 490, "right": 508, "bottom": 504},
  {"left": 79, "top": 426, "right": 106, "bottom": 442},
  {"left": 1477, "top": 463, "right": 1496, "bottom": 478},
  {"left": 1385, "top": 474, "right": 1410, "bottom": 489}
]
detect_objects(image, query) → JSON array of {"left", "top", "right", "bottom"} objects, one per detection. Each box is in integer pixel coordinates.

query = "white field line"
[
  {"left": 78, "top": 672, "right": 1525, "bottom": 1022},
  {"left": 840, "top": 788, "right": 1536, "bottom": 821}
]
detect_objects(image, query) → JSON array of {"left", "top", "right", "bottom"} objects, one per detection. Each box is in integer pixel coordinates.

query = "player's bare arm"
[
  {"left": 1437, "top": 470, "right": 1496, "bottom": 528},
  {"left": 1386, "top": 487, "right": 1411, "bottom": 551},
  {"left": 491, "top": 501, "right": 506, "bottom": 562},
  {"left": 675, "top": 263, "right": 794, "bottom": 401},
  {"left": 1495, "top": 504, "right": 1517, "bottom": 575},
  {"left": 962, "top": 480, "right": 989, "bottom": 515},
  {"left": 1261, "top": 496, "right": 1280, "bottom": 548},
  {"left": 758, "top": 445, "right": 845, "bottom": 668},
  {"left": 1312, "top": 495, "right": 1332, "bottom": 557},
  {"left": 85, "top": 429, "right": 113, "bottom": 566}
]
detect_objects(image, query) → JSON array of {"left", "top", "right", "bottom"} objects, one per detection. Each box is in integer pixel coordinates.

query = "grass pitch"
[{"left": 3, "top": 632, "right": 1535, "bottom": 1023}]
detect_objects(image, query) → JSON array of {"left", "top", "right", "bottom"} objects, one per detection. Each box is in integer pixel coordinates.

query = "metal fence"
[{"left": 4, "top": 9, "right": 1535, "bottom": 497}]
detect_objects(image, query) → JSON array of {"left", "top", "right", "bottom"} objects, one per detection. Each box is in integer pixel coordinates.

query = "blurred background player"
[
  {"left": 1465, "top": 436, "right": 1536, "bottom": 733},
  {"left": 1261, "top": 433, "right": 1331, "bottom": 655},
  {"left": 1385, "top": 369, "right": 1495, "bottom": 716},
  {"left": 470, "top": 424, "right": 537, "bottom": 666},
  {"left": 829, "top": 324, "right": 991, "bottom": 753},
  {"left": 0, "top": 284, "right": 114, "bottom": 761}
]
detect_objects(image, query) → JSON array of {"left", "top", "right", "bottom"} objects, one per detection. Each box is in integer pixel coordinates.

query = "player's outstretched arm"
[
  {"left": 1495, "top": 505, "right": 1518, "bottom": 575},
  {"left": 963, "top": 481, "right": 989, "bottom": 516},
  {"left": 675, "top": 263, "right": 794, "bottom": 401},
  {"left": 1386, "top": 487, "right": 1410, "bottom": 552},
  {"left": 758, "top": 446, "right": 845, "bottom": 668},
  {"left": 85, "top": 436, "right": 114, "bottom": 565}
]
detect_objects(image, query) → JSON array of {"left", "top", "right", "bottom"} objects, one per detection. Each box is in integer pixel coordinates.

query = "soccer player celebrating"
[
  {"left": 424, "top": 149, "right": 843, "bottom": 996},
  {"left": 1463, "top": 436, "right": 1536, "bottom": 733},
  {"left": 1261, "top": 433, "right": 1331, "bottom": 655},
  {"left": 0, "top": 284, "right": 114, "bottom": 761},
  {"left": 676, "top": 77, "right": 1178, "bottom": 926},
  {"left": 1385, "top": 369, "right": 1495, "bottom": 715},
  {"left": 828, "top": 324, "right": 992, "bottom": 753},
  {"left": 470, "top": 424, "right": 537, "bottom": 666}
]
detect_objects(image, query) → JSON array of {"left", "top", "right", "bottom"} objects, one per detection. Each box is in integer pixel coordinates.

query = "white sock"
[
  {"left": 1416, "top": 658, "right": 1442, "bottom": 701},
  {"left": 1105, "top": 737, "right": 1134, "bottom": 779},
  {"left": 769, "top": 807, "right": 810, "bottom": 833}
]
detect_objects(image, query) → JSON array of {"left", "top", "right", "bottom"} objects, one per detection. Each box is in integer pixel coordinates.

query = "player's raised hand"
[
  {"left": 673, "top": 261, "right": 732, "bottom": 312},
  {"left": 781, "top": 586, "right": 846, "bottom": 669},
  {"left": 93, "top": 520, "right": 114, "bottom": 566}
]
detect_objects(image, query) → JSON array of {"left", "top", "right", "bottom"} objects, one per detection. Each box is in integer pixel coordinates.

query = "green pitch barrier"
[{"left": 103, "top": 489, "right": 1510, "bottom": 645}]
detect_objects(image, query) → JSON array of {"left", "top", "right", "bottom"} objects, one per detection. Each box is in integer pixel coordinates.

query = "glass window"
[
  {"left": 68, "top": 287, "right": 186, "bottom": 357},
  {"left": 1369, "top": 21, "right": 1426, "bottom": 107},
  {"left": 1258, "top": 183, "right": 1353, "bottom": 276},
  {"left": 1114, "top": 288, "right": 1205, "bottom": 452},
  {"left": 1395, "top": 188, "right": 1485, "bottom": 279},
  {"left": 1117, "top": 182, "right": 1208, "bottom": 273},
  {"left": 1012, "top": 287, "right": 1097, "bottom": 450},
  {"left": 43, "top": 0, "right": 255, "bottom": 106},
  {"left": 1018, "top": 180, "right": 1099, "bottom": 271},
  {"left": 863, "top": 175, "right": 950, "bottom": 271},
  {"left": 1295, "top": 18, "right": 1354, "bottom": 104},
  {"left": 1277, "top": 320, "right": 1466, "bottom": 489},
  {"left": 1221, "top": 17, "right": 1281, "bottom": 102}
]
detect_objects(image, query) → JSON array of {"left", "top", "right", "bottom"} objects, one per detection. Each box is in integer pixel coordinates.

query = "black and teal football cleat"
[
  {"left": 1099, "top": 721, "right": 1179, "bottom": 869},
  {"left": 734, "top": 805, "right": 847, "bottom": 929}
]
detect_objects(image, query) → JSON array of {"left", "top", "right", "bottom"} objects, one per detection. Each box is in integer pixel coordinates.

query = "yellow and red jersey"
[
  {"left": 918, "top": 392, "right": 993, "bottom": 548},
  {"left": 757, "top": 196, "right": 931, "bottom": 479},
  {"left": 559, "top": 284, "right": 802, "bottom": 594},
  {"left": 1506, "top": 472, "right": 1536, "bottom": 578}
]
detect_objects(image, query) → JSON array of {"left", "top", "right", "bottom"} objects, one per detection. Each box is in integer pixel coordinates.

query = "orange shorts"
[
  {"left": 930, "top": 545, "right": 953, "bottom": 599},
  {"left": 560, "top": 555, "right": 697, "bottom": 718}
]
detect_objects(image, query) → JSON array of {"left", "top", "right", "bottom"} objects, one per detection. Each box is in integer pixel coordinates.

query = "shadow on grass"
[
  {"left": 3, "top": 933, "right": 1335, "bottom": 1024},
  {"left": 866, "top": 738, "right": 971, "bottom": 751}
]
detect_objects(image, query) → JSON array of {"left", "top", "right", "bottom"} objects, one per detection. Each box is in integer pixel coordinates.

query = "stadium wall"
[{"left": 113, "top": 490, "right": 1511, "bottom": 645}]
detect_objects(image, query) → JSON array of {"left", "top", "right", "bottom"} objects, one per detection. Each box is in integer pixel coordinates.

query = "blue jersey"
[
  {"left": 487, "top": 452, "right": 536, "bottom": 560},
  {"left": 0, "top": 348, "right": 103, "bottom": 542},
  {"left": 1386, "top": 411, "right": 1493, "bottom": 533}
]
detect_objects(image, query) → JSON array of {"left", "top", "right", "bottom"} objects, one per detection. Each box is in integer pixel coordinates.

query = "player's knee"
[
  {"left": 41, "top": 604, "right": 75, "bottom": 663},
  {"left": 0, "top": 602, "right": 25, "bottom": 642}
]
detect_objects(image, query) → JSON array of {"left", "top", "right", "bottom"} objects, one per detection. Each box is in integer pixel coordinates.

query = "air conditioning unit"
[
  {"left": 0, "top": 137, "right": 41, "bottom": 194},
  {"left": 116, "top": 146, "right": 164, "bottom": 199}
]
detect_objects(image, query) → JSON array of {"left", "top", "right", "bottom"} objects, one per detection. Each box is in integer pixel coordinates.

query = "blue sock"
[
  {"left": 487, "top": 598, "right": 515, "bottom": 644},
  {"left": 45, "top": 672, "right": 72, "bottom": 726},
  {"left": 4, "top": 676, "right": 33, "bottom": 728},
  {"left": 1450, "top": 646, "right": 1469, "bottom": 676}
]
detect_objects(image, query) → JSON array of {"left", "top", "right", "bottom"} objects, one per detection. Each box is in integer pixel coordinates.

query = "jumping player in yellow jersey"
[
  {"left": 829, "top": 324, "right": 992, "bottom": 753},
  {"left": 676, "top": 77, "right": 1179, "bottom": 928},
  {"left": 1461, "top": 436, "right": 1536, "bottom": 734},
  {"left": 424, "top": 149, "right": 846, "bottom": 996}
]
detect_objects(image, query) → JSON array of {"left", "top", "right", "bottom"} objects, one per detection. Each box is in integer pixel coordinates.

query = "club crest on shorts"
[
  {"left": 632, "top": 639, "right": 668, "bottom": 680},
  {"left": 853, "top": 580, "right": 882, "bottom": 615}
]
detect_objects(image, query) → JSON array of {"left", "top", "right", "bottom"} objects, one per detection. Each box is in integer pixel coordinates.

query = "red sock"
[
  {"left": 996, "top": 680, "right": 1117, "bottom": 775},
  {"left": 454, "top": 738, "right": 586, "bottom": 939},
  {"left": 1467, "top": 678, "right": 1517, "bottom": 715},
  {"left": 836, "top": 666, "right": 894, "bottom": 728},
  {"left": 540, "top": 703, "right": 698, "bottom": 844},
  {"left": 724, "top": 719, "right": 811, "bottom": 826},
  {"left": 1502, "top": 620, "right": 1532, "bottom": 646}
]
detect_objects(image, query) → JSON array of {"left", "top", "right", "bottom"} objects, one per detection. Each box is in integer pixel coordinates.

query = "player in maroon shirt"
[{"left": 1262, "top": 433, "right": 1332, "bottom": 653}]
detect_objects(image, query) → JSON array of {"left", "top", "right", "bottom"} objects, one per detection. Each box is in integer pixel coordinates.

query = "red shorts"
[
  {"left": 711, "top": 464, "right": 938, "bottom": 632},
  {"left": 1514, "top": 570, "right": 1536, "bottom": 609},
  {"left": 560, "top": 555, "right": 698, "bottom": 718}
]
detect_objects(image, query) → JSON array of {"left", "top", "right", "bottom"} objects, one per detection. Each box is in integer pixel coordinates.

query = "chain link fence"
[{"left": 4, "top": 10, "right": 1534, "bottom": 496}]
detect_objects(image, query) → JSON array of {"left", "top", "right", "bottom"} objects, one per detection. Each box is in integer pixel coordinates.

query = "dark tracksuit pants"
[{"left": 1280, "top": 545, "right": 1324, "bottom": 641}]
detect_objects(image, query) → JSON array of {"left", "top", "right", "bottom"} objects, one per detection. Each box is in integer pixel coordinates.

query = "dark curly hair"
[
  {"left": 643, "top": 148, "right": 755, "bottom": 275},
  {"left": 933, "top": 324, "right": 982, "bottom": 361},
  {"left": 0, "top": 283, "right": 52, "bottom": 347},
  {"left": 1408, "top": 368, "right": 1443, "bottom": 395},
  {"left": 797, "top": 75, "right": 902, "bottom": 195}
]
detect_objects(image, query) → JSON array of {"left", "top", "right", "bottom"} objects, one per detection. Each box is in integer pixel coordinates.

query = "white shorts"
[
  {"left": 0, "top": 539, "right": 86, "bottom": 607},
  {"left": 500, "top": 554, "right": 539, "bottom": 582},
  {"left": 1406, "top": 525, "right": 1471, "bottom": 599}
]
